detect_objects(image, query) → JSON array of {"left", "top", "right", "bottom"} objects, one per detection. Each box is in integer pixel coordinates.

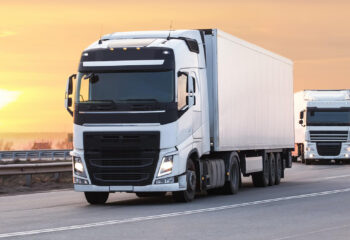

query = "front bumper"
[
  {"left": 304, "top": 142, "right": 350, "bottom": 159},
  {"left": 74, "top": 181, "right": 186, "bottom": 193}
]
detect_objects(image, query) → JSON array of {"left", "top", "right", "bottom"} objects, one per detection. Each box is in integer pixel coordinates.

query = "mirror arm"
[{"left": 67, "top": 108, "right": 73, "bottom": 117}]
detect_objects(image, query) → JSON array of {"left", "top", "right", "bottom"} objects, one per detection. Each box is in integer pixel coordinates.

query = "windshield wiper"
[
  {"left": 84, "top": 100, "right": 116, "bottom": 104},
  {"left": 121, "top": 98, "right": 159, "bottom": 102}
]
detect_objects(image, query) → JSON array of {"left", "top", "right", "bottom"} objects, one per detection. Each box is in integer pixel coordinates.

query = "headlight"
[
  {"left": 73, "top": 157, "right": 86, "bottom": 177},
  {"left": 346, "top": 147, "right": 350, "bottom": 152},
  {"left": 158, "top": 155, "right": 173, "bottom": 177}
]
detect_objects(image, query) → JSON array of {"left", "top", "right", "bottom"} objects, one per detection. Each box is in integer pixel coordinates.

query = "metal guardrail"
[
  {"left": 0, "top": 150, "right": 73, "bottom": 186},
  {"left": 0, "top": 150, "right": 71, "bottom": 162},
  {"left": 0, "top": 162, "right": 72, "bottom": 176}
]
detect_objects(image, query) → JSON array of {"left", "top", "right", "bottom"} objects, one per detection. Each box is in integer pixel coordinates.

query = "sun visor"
[{"left": 78, "top": 47, "right": 175, "bottom": 72}]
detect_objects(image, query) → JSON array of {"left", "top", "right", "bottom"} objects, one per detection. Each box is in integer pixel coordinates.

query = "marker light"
[
  {"left": 123, "top": 47, "right": 127, "bottom": 51},
  {"left": 136, "top": 47, "right": 141, "bottom": 50},
  {"left": 158, "top": 155, "right": 173, "bottom": 177},
  {"left": 163, "top": 50, "right": 169, "bottom": 55}
]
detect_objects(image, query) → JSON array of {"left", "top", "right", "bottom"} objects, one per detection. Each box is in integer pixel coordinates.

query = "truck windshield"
[
  {"left": 307, "top": 108, "right": 350, "bottom": 126},
  {"left": 75, "top": 71, "right": 175, "bottom": 103}
]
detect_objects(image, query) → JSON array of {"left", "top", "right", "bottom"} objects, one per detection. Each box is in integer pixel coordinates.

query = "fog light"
[
  {"left": 158, "top": 155, "right": 173, "bottom": 177},
  {"left": 74, "top": 177, "right": 89, "bottom": 185},
  {"left": 345, "top": 153, "right": 349, "bottom": 158},
  {"left": 155, "top": 177, "right": 175, "bottom": 184},
  {"left": 309, "top": 153, "right": 314, "bottom": 158}
]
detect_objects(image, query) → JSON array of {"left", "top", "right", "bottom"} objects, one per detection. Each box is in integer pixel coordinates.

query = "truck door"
[{"left": 190, "top": 71, "right": 202, "bottom": 139}]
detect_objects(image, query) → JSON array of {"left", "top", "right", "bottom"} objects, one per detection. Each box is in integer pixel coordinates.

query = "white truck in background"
[
  {"left": 65, "top": 29, "right": 294, "bottom": 204},
  {"left": 294, "top": 90, "right": 350, "bottom": 164}
]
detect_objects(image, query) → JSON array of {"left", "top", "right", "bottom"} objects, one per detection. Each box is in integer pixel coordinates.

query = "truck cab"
[
  {"left": 295, "top": 90, "right": 350, "bottom": 164},
  {"left": 65, "top": 30, "right": 211, "bottom": 203}
]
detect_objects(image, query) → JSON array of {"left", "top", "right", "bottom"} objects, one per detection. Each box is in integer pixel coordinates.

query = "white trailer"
[
  {"left": 65, "top": 29, "right": 294, "bottom": 204},
  {"left": 294, "top": 90, "right": 350, "bottom": 164}
]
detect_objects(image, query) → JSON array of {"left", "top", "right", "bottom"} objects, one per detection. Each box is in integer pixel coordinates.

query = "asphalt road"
[{"left": 1, "top": 162, "right": 350, "bottom": 240}]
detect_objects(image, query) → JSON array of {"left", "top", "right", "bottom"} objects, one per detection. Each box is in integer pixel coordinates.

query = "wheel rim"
[{"left": 187, "top": 170, "right": 196, "bottom": 193}]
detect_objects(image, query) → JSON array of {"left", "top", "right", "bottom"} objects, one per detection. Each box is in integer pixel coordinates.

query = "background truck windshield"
[
  {"left": 307, "top": 108, "right": 350, "bottom": 126},
  {"left": 76, "top": 71, "right": 175, "bottom": 103}
]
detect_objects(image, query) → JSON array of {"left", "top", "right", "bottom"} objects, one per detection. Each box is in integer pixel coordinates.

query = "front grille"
[
  {"left": 309, "top": 131, "right": 348, "bottom": 142},
  {"left": 316, "top": 142, "right": 341, "bottom": 156},
  {"left": 83, "top": 132, "right": 160, "bottom": 186}
]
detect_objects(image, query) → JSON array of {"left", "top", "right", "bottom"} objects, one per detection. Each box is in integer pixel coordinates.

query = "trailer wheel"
[
  {"left": 223, "top": 152, "right": 240, "bottom": 194},
  {"left": 173, "top": 158, "right": 196, "bottom": 202},
  {"left": 301, "top": 144, "right": 306, "bottom": 164},
  {"left": 269, "top": 153, "right": 276, "bottom": 186},
  {"left": 275, "top": 153, "right": 282, "bottom": 185},
  {"left": 84, "top": 192, "right": 109, "bottom": 205},
  {"left": 252, "top": 152, "right": 270, "bottom": 187},
  {"left": 136, "top": 192, "right": 166, "bottom": 198}
]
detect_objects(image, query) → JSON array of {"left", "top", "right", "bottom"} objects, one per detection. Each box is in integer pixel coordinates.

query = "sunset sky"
[{"left": 0, "top": 0, "right": 350, "bottom": 133}]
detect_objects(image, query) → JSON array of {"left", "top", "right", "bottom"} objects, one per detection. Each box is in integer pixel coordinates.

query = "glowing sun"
[{"left": 0, "top": 89, "right": 21, "bottom": 110}]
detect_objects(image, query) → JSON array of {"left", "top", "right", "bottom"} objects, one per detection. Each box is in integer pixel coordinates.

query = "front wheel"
[
  {"left": 172, "top": 158, "right": 196, "bottom": 203},
  {"left": 84, "top": 192, "right": 109, "bottom": 205}
]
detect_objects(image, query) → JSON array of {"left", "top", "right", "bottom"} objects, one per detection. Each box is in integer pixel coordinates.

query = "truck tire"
[
  {"left": 292, "top": 156, "right": 298, "bottom": 162},
  {"left": 84, "top": 192, "right": 109, "bottom": 205},
  {"left": 136, "top": 192, "right": 166, "bottom": 198},
  {"left": 301, "top": 144, "right": 306, "bottom": 164},
  {"left": 275, "top": 153, "right": 282, "bottom": 185},
  {"left": 223, "top": 152, "right": 240, "bottom": 194},
  {"left": 172, "top": 158, "right": 196, "bottom": 202},
  {"left": 252, "top": 152, "right": 270, "bottom": 187},
  {"left": 269, "top": 153, "right": 276, "bottom": 186}
]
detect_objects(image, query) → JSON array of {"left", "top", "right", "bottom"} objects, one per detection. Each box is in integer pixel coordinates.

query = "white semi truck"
[
  {"left": 65, "top": 29, "right": 294, "bottom": 204},
  {"left": 294, "top": 90, "right": 350, "bottom": 164}
]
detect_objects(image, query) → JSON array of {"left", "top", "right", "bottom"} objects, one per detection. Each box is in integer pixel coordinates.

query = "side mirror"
[
  {"left": 187, "top": 76, "right": 195, "bottom": 93},
  {"left": 299, "top": 110, "right": 304, "bottom": 120},
  {"left": 186, "top": 95, "right": 196, "bottom": 107},
  {"left": 65, "top": 74, "right": 76, "bottom": 116}
]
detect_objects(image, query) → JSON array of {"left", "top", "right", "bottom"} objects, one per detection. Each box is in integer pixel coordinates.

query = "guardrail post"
[
  {"left": 25, "top": 174, "right": 32, "bottom": 186},
  {"left": 54, "top": 172, "right": 60, "bottom": 182}
]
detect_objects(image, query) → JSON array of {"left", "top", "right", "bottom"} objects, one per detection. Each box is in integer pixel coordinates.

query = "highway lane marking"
[
  {"left": 321, "top": 174, "right": 350, "bottom": 180},
  {"left": 273, "top": 223, "right": 350, "bottom": 240},
  {"left": 1, "top": 188, "right": 350, "bottom": 238}
]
